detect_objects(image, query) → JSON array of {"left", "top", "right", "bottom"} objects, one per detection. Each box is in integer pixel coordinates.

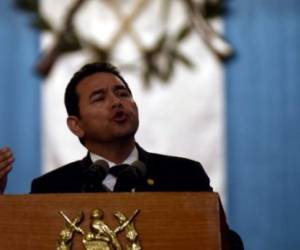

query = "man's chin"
[
  {"left": 114, "top": 131, "right": 136, "bottom": 141},
  {"left": 113, "top": 127, "right": 138, "bottom": 141}
]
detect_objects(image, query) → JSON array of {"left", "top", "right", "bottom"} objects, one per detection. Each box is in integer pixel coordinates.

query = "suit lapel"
[
  {"left": 136, "top": 144, "right": 158, "bottom": 191},
  {"left": 80, "top": 153, "right": 93, "bottom": 169}
]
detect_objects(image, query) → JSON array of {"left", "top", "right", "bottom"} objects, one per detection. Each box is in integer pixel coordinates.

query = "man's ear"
[{"left": 67, "top": 116, "right": 85, "bottom": 138}]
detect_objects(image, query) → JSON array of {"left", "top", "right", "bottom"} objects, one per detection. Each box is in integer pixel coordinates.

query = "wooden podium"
[{"left": 0, "top": 192, "right": 228, "bottom": 249}]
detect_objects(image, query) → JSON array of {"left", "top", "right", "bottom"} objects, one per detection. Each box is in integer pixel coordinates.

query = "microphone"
[
  {"left": 131, "top": 160, "right": 147, "bottom": 179},
  {"left": 114, "top": 161, "right": 147, "bottom": 192},
  {"left": 82, "top": 160, "right": 109, "bottom": 192}
]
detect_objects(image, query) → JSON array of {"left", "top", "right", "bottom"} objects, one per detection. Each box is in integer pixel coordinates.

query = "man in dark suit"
[
  {"left": 1, "top": 62, "right": 243, "bottom": 248},
  {"left": 31, "top": 144, "right": 212, "bottom": 193},
  {"left": 31, "top": 62, "right": 213, "bottom": 194}
]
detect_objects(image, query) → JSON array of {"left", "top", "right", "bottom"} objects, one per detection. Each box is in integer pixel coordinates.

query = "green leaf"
[
  {"left": 58, "top": 31, "right": 82, "bottom": 52},
  {"left": 154, "top": 33, "right": 167, "bottom": 52},
  {"left": 202, "top": 1, "right": 227, "bottom": 19},
  {"left": 173, "top": 50, "right": 194, "bottom": 69},
  {"left": 90, "top": 44, "right": 110, "bottom": 62},
  {"left": 15, "top": 0, "right": 38, "bottom": 12},
  {"left": 142, "top": 68, "right": 152, "bottom": 87},
  {"left": 31, "top": 15, "right": 52, "bottom": 31},
  {"left": 175, "top": 25, "right": 191, "bottom": 42}
]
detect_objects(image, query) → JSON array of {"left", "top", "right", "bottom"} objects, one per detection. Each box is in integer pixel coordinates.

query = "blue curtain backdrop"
[
  {"left": 225, "top": 0, "right": 300, "bottom": 249},
  {"left": 2, "top": 0, "right": 300, "bottom": 248},
  {"left": 0, "top": 1, "right": 40, "bottom": 193}
]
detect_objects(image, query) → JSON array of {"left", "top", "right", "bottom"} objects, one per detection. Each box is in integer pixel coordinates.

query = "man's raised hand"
[{"left": 0, "top": 147, "right": 14, "bottom": 194}]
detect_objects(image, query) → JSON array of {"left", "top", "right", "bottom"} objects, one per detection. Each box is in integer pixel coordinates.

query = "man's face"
[{"left": 70, "top": 72, "right": 139, "bottom": 146}]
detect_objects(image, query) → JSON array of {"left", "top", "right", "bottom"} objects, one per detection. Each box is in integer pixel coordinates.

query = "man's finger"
[
  {"left": 0, "top": 152, "right": 12, "bottom": 193},
  {"left": 0, "top": 164, "right": 13, "bottom": 178},
  {"left": 0, "top": 156, "right": 14, "bottom": 169},
  {"left": 0, "top": 147, "right": 13, "bottom": 160},
  {"left": 0, "top": 146, "right": 11, "bottom": 153},
  {"left": 0, "top": 147, "right": 14, "bottom": 169}
]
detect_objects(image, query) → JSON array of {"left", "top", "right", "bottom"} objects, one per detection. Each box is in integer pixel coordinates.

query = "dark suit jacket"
[
  {"left": 30, "top": 145, "right": 243, "bottom": 249},
  {"left": 31, "top": 145, "right": 212, "bottom": 193}
]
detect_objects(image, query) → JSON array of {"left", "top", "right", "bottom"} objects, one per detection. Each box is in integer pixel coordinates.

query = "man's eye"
[
  {"left": 91, "top": 96, "right": 104, "bottom": 102},
  {"left": 118, "top": 90, "right": 130, "bottom": 98}
]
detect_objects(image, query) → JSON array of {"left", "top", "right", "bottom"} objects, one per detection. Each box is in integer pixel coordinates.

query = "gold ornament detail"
[{"left": 57, "top": 209, "right": 141, "bottom": 250}]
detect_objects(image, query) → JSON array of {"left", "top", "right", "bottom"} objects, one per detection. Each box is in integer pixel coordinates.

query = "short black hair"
[{"left": 64, "top": 62, "right": 132, "bottom": 117}]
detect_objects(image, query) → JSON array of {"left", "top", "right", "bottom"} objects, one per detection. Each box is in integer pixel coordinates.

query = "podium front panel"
[{"left": 0, "top": 192, "right": 222, "bottom": 249}]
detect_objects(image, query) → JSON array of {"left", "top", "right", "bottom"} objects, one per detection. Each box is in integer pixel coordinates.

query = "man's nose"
[{"left": 110, "top": 94, "right": 122, "bottom": 109}]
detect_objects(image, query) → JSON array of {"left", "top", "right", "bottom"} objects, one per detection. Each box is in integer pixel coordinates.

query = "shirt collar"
[{"left": 89, "top": 146, "right": 139, "bottom": 168}]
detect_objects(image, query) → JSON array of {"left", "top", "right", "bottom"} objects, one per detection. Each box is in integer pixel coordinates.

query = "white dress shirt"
[{"left": 89, "top": 147, "right": 139, "bottom": 191}]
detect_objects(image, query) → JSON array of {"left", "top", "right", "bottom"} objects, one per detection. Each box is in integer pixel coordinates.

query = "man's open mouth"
[{"left": 112, "top": 111, "right": 127, "bottom": 123}]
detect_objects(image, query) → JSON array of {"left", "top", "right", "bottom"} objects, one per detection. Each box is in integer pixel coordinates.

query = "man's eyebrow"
[{"left": 113, "top": 84, "right": 128, "bottom": 91}]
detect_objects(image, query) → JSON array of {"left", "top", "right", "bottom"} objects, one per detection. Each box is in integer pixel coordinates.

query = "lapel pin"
[{"left": 147, "top": 178, "right": 155, "bottom": 186}]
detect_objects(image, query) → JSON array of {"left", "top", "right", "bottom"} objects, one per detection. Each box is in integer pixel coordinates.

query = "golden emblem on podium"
[{"left": 57, "top": 209, "right": 141, "bottom": 250}]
